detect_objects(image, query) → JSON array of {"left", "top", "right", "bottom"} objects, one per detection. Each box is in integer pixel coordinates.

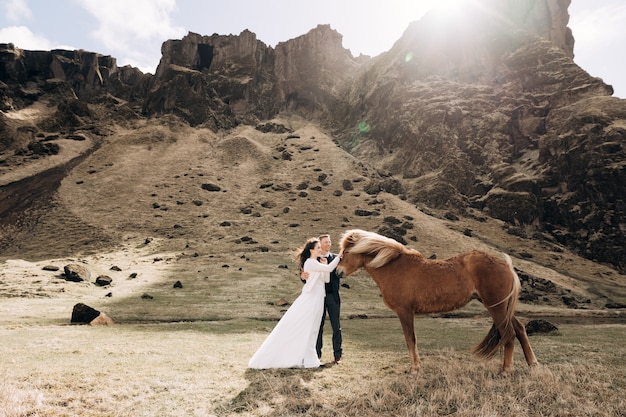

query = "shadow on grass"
[{"left": 219, "top": 366, "right": 330, "bottom": 415}]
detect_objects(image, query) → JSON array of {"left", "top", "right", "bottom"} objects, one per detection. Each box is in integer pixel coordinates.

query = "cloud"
[
  {"left": 0, "top": 26, "right": 56, "bottom": 50},
  {"left": 74, "top": 0, "right": 185, "bottom": 73},
  {"left": 569, "top": 1, "right": 626, "bottom": 98},
  {"left": 569, "top": 2, "right": 626, "bottom": 45},
  {"left": 3, "top": 0, "right": 32, "bottom": 23},
  {"left": 77, "top": 0, "right": 183, "bottom": 52}
]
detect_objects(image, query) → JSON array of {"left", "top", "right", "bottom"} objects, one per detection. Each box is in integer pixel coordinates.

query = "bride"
[{"left": 249, "top": 237, "right": 343, "bottom": 369}]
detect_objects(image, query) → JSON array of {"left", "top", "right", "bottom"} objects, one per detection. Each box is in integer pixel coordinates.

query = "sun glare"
[{"left": 433, "top": 0, "right": 471, "bottom": 13}]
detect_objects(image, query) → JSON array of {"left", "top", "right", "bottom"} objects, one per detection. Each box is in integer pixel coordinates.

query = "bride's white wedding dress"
[{"left": 249, "top": 256, "right": 341, "bottom": 369}]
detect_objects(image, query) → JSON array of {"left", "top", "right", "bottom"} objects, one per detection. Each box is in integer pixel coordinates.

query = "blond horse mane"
[{"left": 341, "top": 229, "right": 419, "bottom": 269}]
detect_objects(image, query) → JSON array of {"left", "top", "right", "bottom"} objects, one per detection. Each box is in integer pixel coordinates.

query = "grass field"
[
  {"left": 1, "top": 316, "right": 624, "bottom": 417},
  {"left": 1, "top": 246, "right": 625, "bottom": 417}
]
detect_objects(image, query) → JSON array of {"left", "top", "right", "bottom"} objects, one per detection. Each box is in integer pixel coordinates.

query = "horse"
[{"left": 337, "top": 229, "right": 538, "bottom": 375}]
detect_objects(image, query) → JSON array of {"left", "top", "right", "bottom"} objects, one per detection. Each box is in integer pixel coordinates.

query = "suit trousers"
[{"left": 316, "top": 291, "right": 342, "bottom": 360}]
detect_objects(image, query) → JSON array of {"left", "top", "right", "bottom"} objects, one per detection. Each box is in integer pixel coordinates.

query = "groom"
[{"left": 314, "top": 234, "right": 343, "bottom": 364}]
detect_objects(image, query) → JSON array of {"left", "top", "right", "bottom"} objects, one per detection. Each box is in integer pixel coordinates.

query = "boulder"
[
  {"left": 95, "top": 275, "right": 113, "bottom": 286},
  {"left": 63, "top": 263, "right": 91, "bottom": 282},
  {"left": 71, "top": 303, "right": 100, "bottom": 324},
  {"left": 71, "top": 303, "right": 114, "bottom": 326},
  {"left": 525, "top": 319, "right": 558, "bottom": 335}
]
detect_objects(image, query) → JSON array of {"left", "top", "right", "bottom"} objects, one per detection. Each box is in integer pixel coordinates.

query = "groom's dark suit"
[{"left": 316, "top": 253, "right": 342, "bottom": 361}]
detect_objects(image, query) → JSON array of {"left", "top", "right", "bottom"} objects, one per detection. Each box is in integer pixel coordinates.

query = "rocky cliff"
[{"left": 0, "top": 0, "right": 624, "bottom": 271}]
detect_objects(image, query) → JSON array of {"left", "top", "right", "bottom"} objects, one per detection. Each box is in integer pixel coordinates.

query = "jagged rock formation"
[
  {"left": 329, "top": 0, "right": 624, "bottom": 270},
  {"left": 0, "top": 0, "right": 624, "bottom": 271},
  {"left": 143, "top": 25, "right": 357, "bottom": 127}
]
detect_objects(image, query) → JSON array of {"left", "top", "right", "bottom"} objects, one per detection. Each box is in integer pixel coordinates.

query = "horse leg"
[
  {"left": 485, "top": 303, "right": 517, "bottom": 375},
  {"left": 501, "top": 339, "right": 515, "bottom": 376},
  {"left": 512, "top": 317, "right": 539, "bottom": 367},
  {"left": 396, "top": 309, "right": 420, "bottom": 374}
]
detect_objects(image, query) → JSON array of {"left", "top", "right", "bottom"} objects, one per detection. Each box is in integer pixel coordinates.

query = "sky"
[{"left": 0, "top": 0, "right": 624, "bottom": 98}]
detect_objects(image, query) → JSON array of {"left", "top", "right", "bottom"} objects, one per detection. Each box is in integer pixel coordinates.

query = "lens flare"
[
  {"left": 358, "top": 121, "right": 370, "bottom": 133},
  {"left": 404, "top": 51, "right": 414, "bottom": 63}
]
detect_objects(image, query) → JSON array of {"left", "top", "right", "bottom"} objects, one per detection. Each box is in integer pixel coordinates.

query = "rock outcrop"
[
  {"left": 143, "top": 25, "right": 356, "bottom": 128},
  {"left": 0, "top": 43, "right": 147, "bottom": 109},
  {"left": 330, "top": 0, "right": 624, "bottom": 271}
]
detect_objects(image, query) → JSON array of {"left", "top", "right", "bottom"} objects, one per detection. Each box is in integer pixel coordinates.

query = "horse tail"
[{"left": 472, "top": 254, "right": 520, "bottom": 359}]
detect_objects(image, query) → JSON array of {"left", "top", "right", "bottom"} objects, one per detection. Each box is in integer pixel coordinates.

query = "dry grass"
[{"left": 1, "top": 317, "right": 624, "bottom": 417}]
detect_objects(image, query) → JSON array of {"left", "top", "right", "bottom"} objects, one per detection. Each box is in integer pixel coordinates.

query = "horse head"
[{"left": 337, "top": 229, "right": 371, "bottom": 276}]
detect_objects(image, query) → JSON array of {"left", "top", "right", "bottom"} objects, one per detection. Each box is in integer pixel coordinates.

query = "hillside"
[
  {"left": 1, "top": 107, "right": 624, "bottom": 322},
  {"left": 0, "top": 0, "right": 625, "bottom": 319}
]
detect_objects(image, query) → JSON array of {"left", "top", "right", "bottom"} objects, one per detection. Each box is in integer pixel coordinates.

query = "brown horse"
[{"left": 337, "top": 229, "right": 538, "bottom": 375}]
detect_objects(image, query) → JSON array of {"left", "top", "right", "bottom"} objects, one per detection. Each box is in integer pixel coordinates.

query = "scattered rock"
[
  {"left": 605, "top": 302, "right": 626, "bottom": 309},
  {"left": 525, "top": 319, "right": 558, "bottom": 335},
  {"left": 110, "top": 265, "right": 122, "bottom": 271},
  {"left": 377, "top": 225, "right": 407, "bottom": 244},
  {"left": 383, "top": 216, "right": 402, "bottom": 225},
  {"left": 173, "top": 280, "right": 183, "bottom": 288},
  {"left": 71, "top": 303, "right": 105, "bottom": 324},
  {"left": 42, "top": 265, "right": 59, "bottom": 271},
  {"left": 63, "top": 264, "right": 91, "bottom": 282},
  {"left": 275, "top": 298, "right": 290, "bottom": 307},
  {"left": 201, "top": 183, "right": 221, "bottom": 192},
  {"left": 444, "top": 212, "right": 459, "bottom": 221},
  {"left": 255, "top": 122, "right": 292, "bottom": 134},
  {"left": 95, "top": 275, "right": 113, "bottom": 286},
  {"left": 355, "top": 209, "right": 379, "bottom": 217},
  {"left": 141, "top": 293, "right": 154, "bottom": 300}
]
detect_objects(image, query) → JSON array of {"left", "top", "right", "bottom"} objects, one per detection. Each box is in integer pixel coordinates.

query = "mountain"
[{"left": 0, "top": 0, "right": 624, "bottom": 308}]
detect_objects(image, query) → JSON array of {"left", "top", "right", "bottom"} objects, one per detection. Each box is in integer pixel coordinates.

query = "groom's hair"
[{"left": 318, "top": 234, "right": 330, "bottom": 241}]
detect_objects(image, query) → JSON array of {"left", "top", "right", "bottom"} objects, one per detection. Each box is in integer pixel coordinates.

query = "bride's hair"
[{"left": 294, "top": 238, "right": 320, "bottom": 269}]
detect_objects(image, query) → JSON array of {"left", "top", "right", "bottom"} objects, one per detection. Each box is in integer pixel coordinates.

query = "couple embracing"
[{"left": 248, "top": 234, "right": 344, "bottom": 369}]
